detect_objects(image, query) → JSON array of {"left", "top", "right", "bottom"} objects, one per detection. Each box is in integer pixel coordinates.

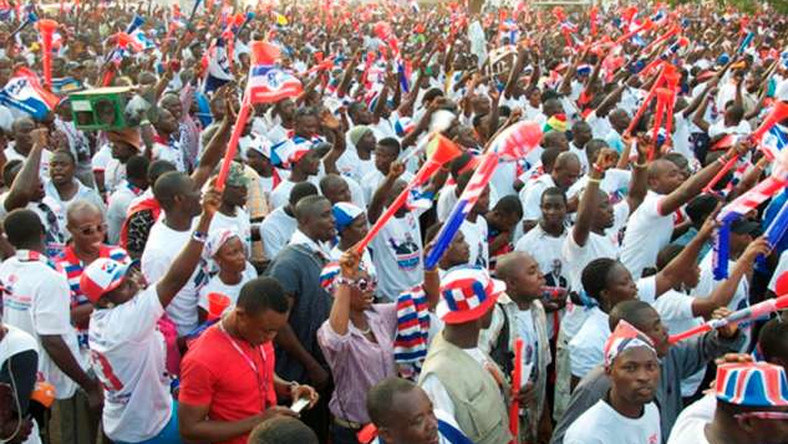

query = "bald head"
[
  {"left": 555, "top": 152, "right": 580, "bottom": 170},
  {"left": 542, "top": 131, "right": 569, "bottom": 151},
  {"left": 495, "top": 251, "right": 535, "bottom": 281},
  {"left": 66, "top": 200, "right": 102, "bottom": 226},
  {"left": 153, "top": 171, "right": 192, "bottom": 210},
  {"left": 294, "top": 195, "right": 331, "bottom": 224}
]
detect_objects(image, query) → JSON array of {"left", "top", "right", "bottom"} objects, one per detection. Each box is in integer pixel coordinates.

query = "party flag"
[
  {"left": 246, "top": 41, "right": 303, "bottom": 104},
  {"left": 203, "top": 36, "right": 233, "bottom": 93},
  {"left": 0, "top": 68, "right": 59, "bottom": 120}
]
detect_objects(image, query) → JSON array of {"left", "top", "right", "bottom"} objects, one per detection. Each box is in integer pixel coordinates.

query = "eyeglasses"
[
  {"left": 734, "top": 411, "right": 788, "bottom": 420},
  {"left": 353, "top": 278, "right": 377, "bottom": 292},
  {"left": 77, "top": 223, "right": 107, "bottom": 236}
]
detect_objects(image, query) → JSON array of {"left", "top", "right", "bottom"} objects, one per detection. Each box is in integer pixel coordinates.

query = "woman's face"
[
  {"left": 215, "top": 237, "right": 247, "bottom": 274},
  {"left": 603, "top": 263, "right": 638, "bottom": 309},
  {"left": 349, "top": 270, "right": 375, "bottom": 312}
]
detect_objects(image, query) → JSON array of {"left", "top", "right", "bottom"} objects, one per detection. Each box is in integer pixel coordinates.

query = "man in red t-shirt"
[{"left": 179, "top": 277, "right": 319, "bottom": 444}]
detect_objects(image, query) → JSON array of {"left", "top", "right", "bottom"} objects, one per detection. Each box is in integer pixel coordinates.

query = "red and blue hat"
[
  {"left": 715, "top": 362, "right": 788, "bottom": 407},
  {"left": 436, "top": 266, "right": 505, "bottom": 324},
  {"left": 79, "top": 258, "right": 134, "bottom": 303},
  {"left": 603, "top": 320, "right": 657, "bottom": 368}
]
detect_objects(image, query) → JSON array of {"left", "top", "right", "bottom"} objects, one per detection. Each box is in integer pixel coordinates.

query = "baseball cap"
[
  {"left": 333, "top": 202, "right": 365, "bottom": 233},
  {"left": 715, "top": 362, "right": 788, "bottom": 407},
  {"left": 79, "top": 258, "right": 134, "bottom": 303},
  {"left": 436, "top": 266, "right": 505, "bottom": 324}
]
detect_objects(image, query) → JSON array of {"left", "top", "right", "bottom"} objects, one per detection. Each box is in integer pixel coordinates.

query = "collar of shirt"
[
  {"left": 289, "top": 229, "right": 331, "bottom": 259},
  {"left": 15, "top": 249, "right": 58, "bottom": 270}
]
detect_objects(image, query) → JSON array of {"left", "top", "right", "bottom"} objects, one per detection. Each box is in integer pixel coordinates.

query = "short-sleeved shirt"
[
  {"left": 88, "top": 286, "right": 171, "bottom": 443},
  {"left": 370, "top": 211, "right": 425, "bottom": 301},
  {"left": 0, "top": 250, "right": 82, "bottom": 400},
  {"left": 259, "top": 206, "right": 297, "bottom": 260},
  {"left": 564, "top": 400, "right": 661, "bottom": 444},
  {"left": 179, "top": 324, "right": 277, "bottom": 444},
  {"left": 621, "top": 191, "right": 674, "bottom": 279},
  {"left": 265, "top": 244, "right": 331, "bottom": 382}
]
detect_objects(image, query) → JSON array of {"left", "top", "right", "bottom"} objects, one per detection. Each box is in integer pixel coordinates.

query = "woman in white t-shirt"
[{"left": 197, "top": 229, "right": 258, "bottom": 323}]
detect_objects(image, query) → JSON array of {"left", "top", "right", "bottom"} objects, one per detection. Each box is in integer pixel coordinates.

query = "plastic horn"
[
  {"left": 509, "top": 337, "right": 523, "bottom": 440},
  {"left": 662, "top": 89, "right": 676, "bottom": 148},
  {"left": 703, "top": 155, "right": 739, "bottom": 194},
  {"left": 712, "top": 217, "right": 732, "bottom": 280},
  {"left": 126, "top": 14, "right": 145, "bottom": 34},
  {"left": 236, "top": 11, "right": 255, "bottom": 35},
  {"left": 38, "top": 19, "right": 58, "bottom": 90},
  {"left": 642, "top": 25, "right": 678, "bottom": 54},
  {"left": 752, "top": 101, "right": 788, "bottom": 145},
  {"left": 650, "top": 87, "right": 672, "bottom": 159},
  {"left": 355, "top": 135, "right": 462, "bottom": 254},
  {"left": 737, "top": 31, "right": 754, "bottom": 55},
  {"left": 187, "top": 0, "right": 203, "bottom": 27},
  {"left": 9, "top": 12, "right": 37, "bottom": 39},
  {"left": 423, "top": 152, "right": 500, "bottom": 269},
  {"left": 626, "top": 69, "right": 666, "bottom": 135},
  {"left": 757, "top": 199, "right": 788, "bottom": 268},
  {"left": 669, "top": 295, "right": 788, "bottom": 344},
  {"left": 614, "top": 19, "right": 652, "bottom": 45},
  {"left": 215, "top": 97, "right": 251, "bottom": 191}
]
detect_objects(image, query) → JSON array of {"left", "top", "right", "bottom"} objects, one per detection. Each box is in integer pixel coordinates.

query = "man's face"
[
  {"left": 299, "top": 150, "right": 322, "bottom": 176},
  {"left": 607, "top": 347, "right": 660, "bottom": 405},
  {"left": 161, "top": 96, "right": 183, "bottom": 121},
  {"left": 379, "top": 389, "right": 440, "bottom": 444},
  {"left": 307, "top": 200, "right": 337, "bottom": 242},
  {"left": 341, "top": 214, "right": 368, "bottom": 246},
  {"left": 67, "top": 208, "right": 106, "bottom": 256},
  {"left": 13, "top": 119, "right": 35, "bottom": 153},
  {"left": 540, "top": 194, "right": 567, "bottom": 228},
  {"left": 50, "top": 152, "right": 75, "bottom": 186},
  {"left": 573, "top": 125, "right": 592, "bottom": 147},
  {"left": 634, "top": 308, "right": 671, "bottom": 358},
  {"left": 506, "top": 255, "right": 546, "bottom": 301},
  {"left": 357, "top": 131, "right": 376, "bottom": 153},
  {"left": 238, "top": 308, "right": 290, "bottom": 346},
  {"left": 652, "top": 161, "right": 684, "bottom": 194},
  {"left": 324, "top": 180, "right": 351, "bottom": 205},
  {"left": 554, "top": 162, "right": 581, "bottom": 190},
  {"left": 445, "top": 231, "right": 470, "bottom": 266},
  {"left": 592, "top": 192, "right": 615, "bottom": 230},
  {"left": 296, "top": 115, "right": 320, "bottom": 138},
  {"left": 222, "top": 183, "right": 248, "bottom": 208},
  {"left": 374, "top": 145, "right": 397, "bottom": 174}
]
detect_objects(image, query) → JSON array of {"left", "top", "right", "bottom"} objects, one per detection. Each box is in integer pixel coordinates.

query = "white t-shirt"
[
  {"left": 0, "top": 325, "right": 41, "bottom": 444},
  {"left": 141, "top": 220, "right": 208, "bottom": 335},
  {"left": 561, "top": 202, "right": 629, "bottom": 340},
  {"left": 621, "top": 191, "right": 674, "bottom": 279},
  {"left": 568, "top": 307, "right": 610, "bottom": 379},
  {"left": 520, "top": 174, "right": 556, "bottom": 221},
  {"left": 564, "top": 400, "right": 661, "bottom": 444},
  {"left": 361, "top": 169, "right": 414, "bottom": 205},
  {"left": 567, "top": 169, "right": 632, "bottom": 202},
  {"left": 335, "top": 146, "right": 375, "bottom": 184},
  {"left": 460, "top": 217, "right": 489, "bottom": 269},
  {"left": 197, "top": 263, "right": 258, "bottom": 313},
  {"left": 259, "top": 206, "right": 297, "bottom": 260},
  {"left": 88, "top": 286, "right": 172, "bottom": 443},
  {"left": 152, "top": 142, "right": 186, "bottom": 172},
  {"left": 0, "top": 252, "right": 83, "bottom": 400},
  {"left": 370, "top": 211, "right": 424, "bottom": 301},
  {"left": 667, "top": 394, "right": 716, "bottom": 444},
  {"left": 437, "top": 184, "right": 499, "bottom": 223}
]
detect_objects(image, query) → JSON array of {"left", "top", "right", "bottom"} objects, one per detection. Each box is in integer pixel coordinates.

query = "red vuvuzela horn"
[
  {"left": 38, "top": 19, "right": 58, "bottom": 90},
  {"left": 751, "top": 101, "right": 788, "bottom": 145}
]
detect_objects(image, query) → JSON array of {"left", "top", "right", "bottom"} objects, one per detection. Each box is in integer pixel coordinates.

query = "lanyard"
[{"left": 219, "top": 322, "right": 268, "bottom": 410}]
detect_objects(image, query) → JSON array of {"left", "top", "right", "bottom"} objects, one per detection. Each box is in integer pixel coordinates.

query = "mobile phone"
[{"left": 291, "top": 397, "right": 310, "bottom": 413}]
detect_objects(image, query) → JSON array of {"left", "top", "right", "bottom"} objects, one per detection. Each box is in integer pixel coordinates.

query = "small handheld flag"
[{"left": 246, "top": 41, "right": 303, "bottom": 104}]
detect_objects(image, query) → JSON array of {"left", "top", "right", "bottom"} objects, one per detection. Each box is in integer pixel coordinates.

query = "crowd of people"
[{"left": 1, "top": 0, "right": 788, "bottom": 443}]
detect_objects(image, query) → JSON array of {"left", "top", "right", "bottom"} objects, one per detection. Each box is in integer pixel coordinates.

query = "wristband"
[
  {"left": 634, "top": 162, "right": 647, "bottom": 169},
  {"left": 336, "top": 276, "right": 357, "bottom": 287},
  {"left": 191, "top": 230, "right": 207, "bottom": 243},
  {"left": 587, "top": 178, "right": 602, "bottom": 185}
]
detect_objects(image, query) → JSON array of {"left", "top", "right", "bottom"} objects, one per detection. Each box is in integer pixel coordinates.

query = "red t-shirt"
[{"left": 179, "top": 324, "right": 277, "bottom": 444}]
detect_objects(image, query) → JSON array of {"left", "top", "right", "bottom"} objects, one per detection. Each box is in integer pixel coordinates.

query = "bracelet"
[
  {"left": 335, "top": 276, "right": 357, "bottom": 287},
  {"left": 289, "top": 381, "right": 299, "bottom": 395},
  {"left": 634, "top": 162, "right": 648, "bottom": 169},
  {"left": 191, "top": 230, "right": 207, "bottom": 243},
  {"left": 587, "top": 177, "right": 602, "bottom": 185},
  {"left": 717, "top": 155, "right": 729, "bottom": 165}
]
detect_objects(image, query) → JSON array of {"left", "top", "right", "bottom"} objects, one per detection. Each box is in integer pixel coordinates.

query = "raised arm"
[
  {"left": 653, "top": 216, "right": 715, "bottom": 297},
  {"left": 367, "top": 161, "right": 405, "bottom": 224},
  {"left": 190, "top": 92, "right": 233, "bottom": 189},
  {"left": 572, "top": 149, "right": 616, "bottom": 247},
  {"left": 155, "top": 188, "right": 219, "bottom": 307},
  {"left": 626, "top": 135, "right": 650, "bottom": 213},
  {"left": 691, "top": 237, "right": 770, "bottom": 319},
  {"left": 658, "top": 141, "right": 749, "bottom": 216},
  {"left": 3, "top": 129, "right": 44, "bottom": 212}
]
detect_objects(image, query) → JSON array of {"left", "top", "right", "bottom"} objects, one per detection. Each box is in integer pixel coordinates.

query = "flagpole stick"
[{"left": 216, "top": 95, "right": 251, "bottom": 191}]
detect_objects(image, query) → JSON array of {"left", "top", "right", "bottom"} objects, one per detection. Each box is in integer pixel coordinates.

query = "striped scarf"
[{"left": 393, "top": 285, "right": 431, "bottom": 380}]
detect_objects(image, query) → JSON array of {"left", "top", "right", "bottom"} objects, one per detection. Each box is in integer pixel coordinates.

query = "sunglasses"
[
  {"left": 77, "top": 223, "right": 107, "bottom": 236},
  {"left": 352, "top": 278, "right": 377, "bottom": 292}
]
